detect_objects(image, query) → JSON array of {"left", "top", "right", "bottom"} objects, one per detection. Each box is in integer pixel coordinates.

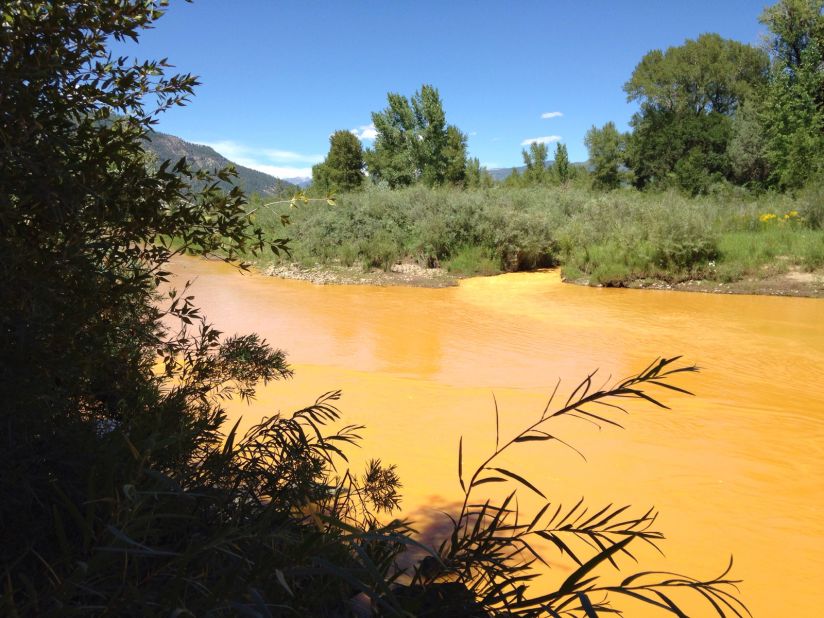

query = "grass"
[
  {"left": 248, "top": 184, "right": 824, "bottom": 287},
  {"left": 444, "top": 245, "right": 501, "bottom": 275},
  {"left": 719, "top": 228, "right": 824, "bottom": 274}
]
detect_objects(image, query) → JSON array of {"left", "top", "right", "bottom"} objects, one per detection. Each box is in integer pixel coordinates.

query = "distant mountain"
[
  {"left": 486, "top": 161, "right": 590, "bottom": 181},
  {"left": 486, "top": 165, "right": 528, "bottom": 181},
  {"left": 283, "top": 176, "right": 312, "bottom": 188},
  {"left": 144, "top": 131, "right": 297, "bottom": 197}
]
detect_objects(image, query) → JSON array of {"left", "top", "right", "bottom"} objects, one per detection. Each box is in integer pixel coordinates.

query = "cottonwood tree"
[
  {"left": 554, "top": 142, "right": 572, "bottom": 184},
  {"left": 366, "top": 84, "right": 468, "bottom": 188},
  {"left": 624, "top": 33, "right": 768, "bottom": 193},
  {"left": 585, "top": 122, "right": 628, "bottom": 190},
  {"left": 758, "top": 0, "right": 824, "bottom": 188},
  {"left": 312, "top": 129, "right": 365, "bottom": 193},
  {"left": 521, "top": 141, "right": 551, "bottom": 185}
]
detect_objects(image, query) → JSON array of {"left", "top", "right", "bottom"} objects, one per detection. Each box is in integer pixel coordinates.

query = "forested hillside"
[{"left": 145, "top": 130, "right": 296, "bottom": 196}]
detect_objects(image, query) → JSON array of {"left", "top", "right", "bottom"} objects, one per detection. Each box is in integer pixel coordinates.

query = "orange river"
[{"left": 170, "top": 256, "right": 823, "bottom": 617}]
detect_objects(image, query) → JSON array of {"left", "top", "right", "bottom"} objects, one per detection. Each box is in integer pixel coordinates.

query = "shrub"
[{"left": 798, "top": 180, "right": 824, "bottom": 229}]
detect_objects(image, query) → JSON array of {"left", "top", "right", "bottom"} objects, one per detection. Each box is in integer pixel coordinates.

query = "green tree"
[
  {"left": 443, "top": 124, "right": 469, "bottom": 185},
  {"left": 503, "top": 166, "right": 524, "bottom": 187},
  {"left": 365, "top": 92, "right": 418, "bottom": 187},
  {"left": 585, "top": 122, "right": 627, "bottom": 190},
  {"left": 366, "top": 84, "right": 467, "bottom": 188},
  {"left": 554, "top": 142, "right": 571, "bottom": 184},
  {"left": 624, "top": 33, "right": 768, "bottom": 192},
  {"left": 313, "top": 129, "right": 365, "bottom": 193},
  {"left": 625, "top": 33, "right": 768, "bottom": 116},
  {"left": 760, "top": 0, "right": 824, "bottom": 70},
  {"left": 0, "top": 2, "right": 404, "bottom": 613},
  {"left": 758, "top": 0, "right": 824, "bottom": 188},
  {"left": 465, "top": 157, "right": 494, "bottom": 188},
  {"left": 521, "top": 141, "right": 550, "bottom": 184},
  {"left": 727, "top": 100, "right": 772, "bottom": 188}
]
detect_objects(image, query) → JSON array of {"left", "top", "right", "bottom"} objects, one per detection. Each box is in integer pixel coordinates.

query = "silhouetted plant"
[{"left": 395, "top": 358, "right": 749, "bottom": 617}]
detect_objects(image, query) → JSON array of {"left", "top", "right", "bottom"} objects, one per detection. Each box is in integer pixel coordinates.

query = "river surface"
[{"left": 171, "top": 256, "right": 823, "bottom": 617}]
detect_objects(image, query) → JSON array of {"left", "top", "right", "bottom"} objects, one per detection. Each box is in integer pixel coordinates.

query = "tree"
[
  {"left": 727, "top": 100, "right": 772, "bottom": 188},
  {"left": 521, "top": 141, "right": 550, "bottom": 184},
  {"left": 624, "top": 33, "right": 768, "bottom": 192},
  {"left": 760, "top": 0, "right": 824, "bottom": 70},
  {"left": 443, "top": 124, "right": 469, "bottom": 185},
  {"left": 758, "top": 0, "right": 824, "bottom": 188},
  {"left": 313, "top": 129, "right": 365, "bottom": 193},
  {"left": 0, "top": 2, "right": 404, "bottom": 613},
  {"left": 364, "top": 92, "right": 418, "bottom": 187},
  {"left": 554, "top": 142, "right": 571, "bottom": 184},
  {"left": 366, "top": 85, "right": 467, "bottom": 188},
  {"left": 465, "top": 157, "right": 494, "bottom": 188},
  {"left": 585, "top": 122, "right": 628, "bottom": 190},
  {"left": 625, "top": 33, "right": 768, "bottom": 116}
]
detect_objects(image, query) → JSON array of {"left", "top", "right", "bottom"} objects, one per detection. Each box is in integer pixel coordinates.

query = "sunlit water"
[{"left": 170, "top": 256, "right": 824, "bottom": 617}]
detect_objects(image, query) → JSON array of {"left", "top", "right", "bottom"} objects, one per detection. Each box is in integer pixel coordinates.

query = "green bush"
[
  {"left": 799, "top": 232, "right": 824, "bottom": 270},
  {"left": 257, "top": 183, "right": 822, "bottom": 288},
  {"left": 444, "top": 245, "right": 501, "bottom": 275},
  {"left": 798, "top": 180, "right": 824, "bottom": 229}
]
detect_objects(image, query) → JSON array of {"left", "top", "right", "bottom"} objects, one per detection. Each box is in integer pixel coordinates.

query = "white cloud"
[
  {"left": 350, "top": 123, "right": 378, "bottom": 141},
  {"left": 541, "top": 111, "right": 563, "bottom": 119},
  {"left": 263, "top": 149, "right": 323, "bottom": 163},
  {"left": 195, "top": 140, "right": 322, "bottom": 179},
  {"left": 241, "top": 164, "right": 313, "bottom": 179},
  {"left": 469, "top": 131, "right": 478, "bottom": 136},
  {"left": 520, "top": 135, "right": 562, "bottom": 146}
]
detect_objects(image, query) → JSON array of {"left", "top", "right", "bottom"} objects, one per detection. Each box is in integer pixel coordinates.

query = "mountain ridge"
[{"left": 144, "top": 131, "right": 297, "bottom": 197}]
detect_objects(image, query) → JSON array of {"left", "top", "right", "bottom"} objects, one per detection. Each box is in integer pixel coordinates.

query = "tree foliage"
[
  {"left": 521, "top": 141, "right": 551, "bottom": 185},
  {"left": 464, "top": 157, "right": 494, "bottom": 189},
  {"left": 727, "top": 100, "right": 771, "bottom": 188},
  {"left": 760, "top": 0, "right": 824, "bottom": 70},
  {"left": 758, "top": 0, "right": 824, "bottom": 189},
  {"left": 554, "top": 142, "right": 572, "bottom": 184},
  {"left": 625, "top": 33, "right": 768, "bottom": 116},
  {"left": 0, "top": 1, "right": 404, "bottom": 613},
  {"left": 366, "top": 85, "right": 468, "bottom": 188},
  {"left": 313, "top": 129, "right": 366, "bottom": 193},
  {"left": 624, "top": 34, "right": 768, "bottom": 193},
  {"left": 585, "top": 122, "right": 627, "bottom": 191}
]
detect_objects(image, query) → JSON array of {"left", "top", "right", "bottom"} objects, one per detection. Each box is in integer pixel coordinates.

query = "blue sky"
[{"left": 110, "top": 0, "right": 771, "bottom": 178}]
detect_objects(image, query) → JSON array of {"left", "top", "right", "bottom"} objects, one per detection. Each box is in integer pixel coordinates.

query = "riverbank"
[
  {"left": 263, "top": 259, "right": 458, "bottom": 288},
  {"left": 250, "top": 185, "right": 824, "bottom": 296},
  {"left": 260, "top": 258, "right": 824, "bottom": 298},
  {"left": 567, "top": 264, "right": 824, "bottom": 298}
]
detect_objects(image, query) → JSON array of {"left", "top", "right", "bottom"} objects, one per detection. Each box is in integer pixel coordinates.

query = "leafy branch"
[{"left": 399, "top": 357, "right": 749, "bottom": 617}]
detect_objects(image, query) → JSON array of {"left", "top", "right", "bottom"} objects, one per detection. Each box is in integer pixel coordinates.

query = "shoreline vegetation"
[
  {"left": 248, "top": 185, "right": 824, "bottom": 298},
  {"left": 260, "top": 258, "right": 824, "bottom": 298}
]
